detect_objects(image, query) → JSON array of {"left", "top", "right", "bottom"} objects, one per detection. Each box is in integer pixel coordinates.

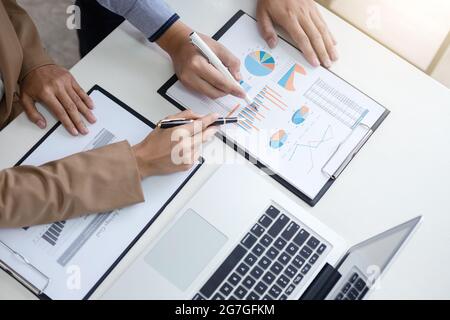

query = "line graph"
[{"left": 288, "top": 125, "right": 334, "bottom": 173}]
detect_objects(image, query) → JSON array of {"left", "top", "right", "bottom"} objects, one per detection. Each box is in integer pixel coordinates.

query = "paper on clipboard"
[
  {"left": 162, "top": 13, "right": 388, "bottom": 204},
  {"left": 0, "top": 88, "right": 200, "bottom": 299}
]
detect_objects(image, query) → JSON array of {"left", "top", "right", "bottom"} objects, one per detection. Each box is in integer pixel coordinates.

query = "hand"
[
  {"left": 157, "top": 20, "right": 246, "bottom": 100},
  {"left": 257, "top": 0, "right": 338, "bottom": 68},
  {"left": 19, "top": 65, "right": 96, "bottom": 136},
  {"left": 132, "top": 110, "right": 219, "bottom": 178}
]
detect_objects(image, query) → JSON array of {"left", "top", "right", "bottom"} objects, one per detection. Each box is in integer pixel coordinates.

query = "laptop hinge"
[{"left": 299, "top": 263, "right": 341, "bottom": 300}]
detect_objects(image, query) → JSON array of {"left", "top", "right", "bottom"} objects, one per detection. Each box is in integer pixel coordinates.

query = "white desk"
[{"left": 1, "top": 0, "right": 449, "bottom": 300}]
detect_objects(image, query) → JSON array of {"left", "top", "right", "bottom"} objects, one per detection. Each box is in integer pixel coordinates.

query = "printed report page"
[{"left": 167, "top": 14, "right": 387, "bottom": 199}]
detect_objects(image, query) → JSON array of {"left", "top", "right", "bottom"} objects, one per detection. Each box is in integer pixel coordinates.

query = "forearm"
[
  {"left": 96, "top": 0, "right": 179, "bottom": 41},
  {"left": 0, "top": 141, "right": 144, "bottom": 228}
]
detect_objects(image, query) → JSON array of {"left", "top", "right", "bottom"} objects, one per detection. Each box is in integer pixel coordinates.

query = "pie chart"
[
  {"left": 245, "top": 51, "right": 276, "bottom": 77},
  {"left": 270, "top": 130, "right": 288, "bottom": 149},
  {"left": 292, "top": 106, "right": 310, "bottom": 125}
]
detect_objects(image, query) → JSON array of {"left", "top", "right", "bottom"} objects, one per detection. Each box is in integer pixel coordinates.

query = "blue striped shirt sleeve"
[{"left": 96, "top": 0, "right": 179, "bottom": 42}]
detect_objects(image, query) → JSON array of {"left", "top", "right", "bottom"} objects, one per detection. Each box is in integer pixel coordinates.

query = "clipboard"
[
  {"left": 0, "top": 85, "right": 203, "bottom": 300},
  {"left": 158, "top": 10, "right": 389, "bottom": 206}
]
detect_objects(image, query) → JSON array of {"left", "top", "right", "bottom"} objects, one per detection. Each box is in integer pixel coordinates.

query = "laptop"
[{"left": 103, "top": 164, "right": 421, "bottom": 300}]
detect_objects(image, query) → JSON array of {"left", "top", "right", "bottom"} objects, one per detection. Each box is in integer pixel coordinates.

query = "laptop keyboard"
[
  {"left": 193, "top": 204, "right": 329, "bottom": 300},
  {"left": 334, "top": 271, "right": 369, "bottom": 300}
]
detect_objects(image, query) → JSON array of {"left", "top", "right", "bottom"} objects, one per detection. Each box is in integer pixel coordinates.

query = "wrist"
[
  {"left": 132, "top": 143, "right": 150, "bottom": 179},
  {"left": 156, "top": 20, "right": 193, "bottom": 56}
]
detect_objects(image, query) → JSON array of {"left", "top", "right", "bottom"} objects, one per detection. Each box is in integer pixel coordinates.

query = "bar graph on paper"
[
  {"left": 228, "top": 85, "right": 288, "bottom": 132},
  {"left": 304, "top": 79, "right": 368, "bottom": 129},
  {"left": 35, "top": 212, "right": 113, "bottom": 265}
]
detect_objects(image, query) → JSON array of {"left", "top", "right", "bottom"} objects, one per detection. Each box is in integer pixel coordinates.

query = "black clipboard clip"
[
  {"left": 0, "top": 240, "right": 50, "bottom": 295},
  {"left": 321, "top": 123, "right": 373, "bottom": 180}
]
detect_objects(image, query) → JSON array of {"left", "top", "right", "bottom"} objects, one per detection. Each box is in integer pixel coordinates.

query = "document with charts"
[
  {"left": 160, "top": 12, "right": 389, "bottom": 205},
  {"left": 0, "top": 87, "right": 200, "bottom": 300}
]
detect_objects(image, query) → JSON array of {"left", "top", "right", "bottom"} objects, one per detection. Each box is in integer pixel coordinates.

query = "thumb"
[
  {"left": 258, "top": 9, "right": 278, "bottom": 48},
  {"left": 20, "top": 94, "right": 47, "bottom": 129}
]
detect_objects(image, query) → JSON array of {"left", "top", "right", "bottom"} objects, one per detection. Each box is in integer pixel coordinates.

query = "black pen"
[{"left": 157, "top": 117, "right": 240, "bottom": 129}]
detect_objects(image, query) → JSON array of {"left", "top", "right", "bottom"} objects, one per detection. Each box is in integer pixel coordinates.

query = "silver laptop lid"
[
  {"left": 337, "top": 216, "right": 422, "bottom": 287},
  {"left": 313, "top": 216, "right": 422, "bottom": 300},
  {"left": 344, "top": 216, "right": 421, "bottom": 271}
]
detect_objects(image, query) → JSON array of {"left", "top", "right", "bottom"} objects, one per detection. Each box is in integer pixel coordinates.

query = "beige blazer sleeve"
[
  {"left": 0, "top": 141, "right": 145, "bottom": 228},
  {"left": 4, "top": 0, "right": 54, "bottom": 80}
]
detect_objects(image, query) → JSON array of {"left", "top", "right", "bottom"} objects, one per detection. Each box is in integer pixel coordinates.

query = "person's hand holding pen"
[
  {"left": 132, "top": 110, "right": 220, "bottom": 178},
  {"left": 156, "top": 0, "right": 338, "bottom": 101},
  {"left": 157, "top": 21, "right": 247, "bottom": 100}
]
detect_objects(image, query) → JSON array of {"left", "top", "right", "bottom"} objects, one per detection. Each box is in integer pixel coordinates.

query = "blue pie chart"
[{"left": 245, "top": 51, "right": 275, "bottom": 77}]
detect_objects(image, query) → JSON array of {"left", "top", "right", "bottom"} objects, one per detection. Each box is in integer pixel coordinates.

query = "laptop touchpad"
[{"left": 144, "top": 209, "right": 228, "bottom": 291}]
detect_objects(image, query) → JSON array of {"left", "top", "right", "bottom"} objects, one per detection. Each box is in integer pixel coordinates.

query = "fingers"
[
  {"left": 57, "top": 90, "right": 89, "bottom": 135},
  {"left": 178, "top": 112, "right": 220, "bottom": 136},
  {"left": 300, "top": 15, "right": 331, "bottom": 67},
  {"left": 20, "top": 94, "right": 46, "bottom": 129},
  {"left": 68, "top": 77, "right": 96, "bottom": 123},
  {"left": 67, "top": 87, "right": 96, "bottom": 124},
  {"left": 57, "top": 81, "right": 98, "bottom": 135},
  {"left": 72, "top": 79, "right": 94, "bottom": 109},
  {"left": 198, "top": 63, "right": 246, "bottom": 98},
  {"left": 212, "top": 40, "right": 242, "bottom": 81},
  {"left": 314, "top": 7, "right": 337, "bottom": 46},
  {"left": 257, "top": 6, "right": 278, "bottom": 48},
  {"left": 330, "top": 32, "right": 338, "bottom": 46},
  {"left": 184, "top": 73, "right": 228, "bottom": 99},
  {"left": 310, "top": 9, "right": 338, "bottom": 62},
  {"left": 185, "top": 53, "right": 245, "bottom": 99},
  {"left": 153, "top": 112, "right": 219, "bottom": 173},
  {"left": 176, "top": 34, "right": 245, "bottom": 100},
  {"left": 41, "top": 95, "right": 79, "bottom": 136},
  {"left": 284, "top": 17, "right": 320, "bottom": 67},
  {"left": 198, "top": 112, "right": 221, "bottom": 131},
  {"left": 18, "top": 65, "right": 97, "bottom": 136}
]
